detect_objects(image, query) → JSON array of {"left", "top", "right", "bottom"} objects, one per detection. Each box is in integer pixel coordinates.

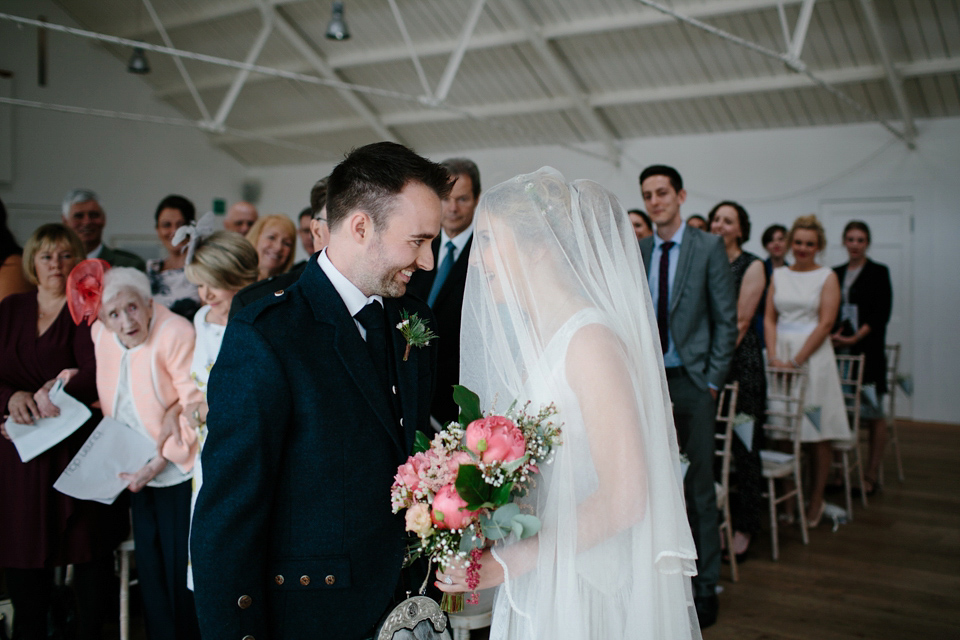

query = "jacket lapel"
[
  {"left": 301, "top": 260, "right": 403, "bottom": 453},
  {"left": 385, "top": 299, "right": 420, "bottom": 454},
  {"left": 670, "top": 230, "right": 695, "bottom": 315}
]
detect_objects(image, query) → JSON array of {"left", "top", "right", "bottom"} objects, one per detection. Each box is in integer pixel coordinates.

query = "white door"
[{"left": 820, "top": 198, "right": 913, "bottom": 417}]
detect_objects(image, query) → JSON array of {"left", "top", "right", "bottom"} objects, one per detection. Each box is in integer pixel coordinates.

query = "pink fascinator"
[{"left": 67, "top": 259, "right": 111, "bottom": 326}]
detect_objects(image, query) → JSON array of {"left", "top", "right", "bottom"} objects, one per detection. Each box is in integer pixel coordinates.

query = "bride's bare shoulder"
[{"left": 565, "top": 321, "right": 629, "bottom": 383}]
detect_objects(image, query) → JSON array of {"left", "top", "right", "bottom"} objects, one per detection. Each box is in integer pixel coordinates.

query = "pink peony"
[
  {"left": 465, "top": 416, "right": 526, "bottom": 464},
  {"left": 431, "top": 484, "right": 479, "bottom": 530},
  {"left": 446, "top": 451, "right": 473, "bottom": 476},
  {"left": 395, "top": 453, "right": 427, "bottom": 492}
]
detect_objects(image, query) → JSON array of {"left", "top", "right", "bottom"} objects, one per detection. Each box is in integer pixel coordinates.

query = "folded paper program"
[
  {"left": 53, "top": 416, "right": 157, "bottom": 504},
  {"left": 5, "top": 380, "right": 91, "bottom": 462}
]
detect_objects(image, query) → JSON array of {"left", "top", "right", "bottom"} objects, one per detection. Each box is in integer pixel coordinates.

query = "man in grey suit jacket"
[
  {"left": 638, "top": 165, "right": 736, "bottom": 629},
  {"left": 62, "top": 188, "right": 146, "bottom": 270}
]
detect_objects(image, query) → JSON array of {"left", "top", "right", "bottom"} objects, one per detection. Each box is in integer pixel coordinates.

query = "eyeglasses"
[{"left": 313, "top": 216, "right": 327, "bottom": 223}]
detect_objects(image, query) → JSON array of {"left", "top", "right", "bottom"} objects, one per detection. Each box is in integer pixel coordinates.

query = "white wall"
[
  {"left": 249, "top": 118, "right": 960, "bottom": 424},
  {"left": 0, "top": 0, "right": 245, "bottom": 250}
]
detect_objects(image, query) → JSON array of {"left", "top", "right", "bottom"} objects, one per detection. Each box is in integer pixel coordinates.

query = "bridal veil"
[{"left": 459, "top": 168, "right": 701, "bottom": 639}]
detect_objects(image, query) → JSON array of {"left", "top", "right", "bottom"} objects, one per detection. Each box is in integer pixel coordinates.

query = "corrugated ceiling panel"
[
  {"left": 214, "top": 78, "right": 355, "bottom": 129},
  {"left": 393, "top": 110, "right": 586, "bottom": 154}
]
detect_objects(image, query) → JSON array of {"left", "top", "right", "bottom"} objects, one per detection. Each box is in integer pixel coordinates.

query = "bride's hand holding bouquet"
[{"left": 390, "top": 386, "right": 562, "bottom": 612}]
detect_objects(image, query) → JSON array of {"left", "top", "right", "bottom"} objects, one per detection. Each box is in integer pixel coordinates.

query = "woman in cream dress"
[{"left": 765, "top": 214, "right": 850, "bottom": 527}]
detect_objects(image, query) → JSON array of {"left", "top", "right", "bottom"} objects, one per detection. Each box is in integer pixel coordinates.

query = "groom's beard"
[{"left": 356, "top": 236, "right": 412, "bottom": 298}]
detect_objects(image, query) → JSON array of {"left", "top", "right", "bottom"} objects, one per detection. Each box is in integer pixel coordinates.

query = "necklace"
[{"left": 37, "top": 294, "right": 65, "bottom": 320}]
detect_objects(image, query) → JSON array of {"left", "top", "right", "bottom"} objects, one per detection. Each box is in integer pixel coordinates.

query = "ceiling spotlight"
[
  {"left": 325, "top": 1, "right": 350, "bottom": 41},
  {"left": 127, "top": 47, "right": 150, "bottom": 74}
]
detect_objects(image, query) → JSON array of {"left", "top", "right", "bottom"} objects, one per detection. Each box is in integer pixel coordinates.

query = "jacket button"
[
  {"left": 274, "top": 575, "right": 284, "bottom": 585},
  {"left": 237, "top": 595, "right": 252, "bottom": 609},
  {"left": 400, "top": 418, "right": 404, "bottom": 427},
  {"left": 274, "top": 290, "right": 284, "bottom": 296},
  {"left": 325, "top": 575, "right": 336, "bottom": 585},
  {"left": 300, "top": 575, "right": 310, "bottom": 586}
]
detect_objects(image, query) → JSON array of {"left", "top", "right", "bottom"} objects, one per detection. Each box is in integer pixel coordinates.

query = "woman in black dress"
[
  {"left": 709, "top": 201, "right": 767, "bottom": 560},
  {"left": 832, "top": 220, "right": 893, "bottom": 494},
  {"left": 0, "top": 224, "right": 127, "bottom": 639}
]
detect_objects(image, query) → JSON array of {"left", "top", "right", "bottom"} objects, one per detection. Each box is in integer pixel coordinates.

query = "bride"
[{"left": 435, "top": 168, "right": 702, "bottom": 638}]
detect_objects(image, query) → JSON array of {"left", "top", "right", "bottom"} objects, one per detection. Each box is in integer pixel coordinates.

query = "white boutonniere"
[{"left": 396, "top": 311, "right": 438, "bottom": 361}]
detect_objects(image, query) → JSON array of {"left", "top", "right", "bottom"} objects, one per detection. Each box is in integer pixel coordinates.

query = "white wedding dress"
[{"left": 460, "top": 169, "right": 702, "bottom": 640}]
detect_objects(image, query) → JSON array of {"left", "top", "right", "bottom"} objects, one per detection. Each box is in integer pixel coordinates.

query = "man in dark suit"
[
  {"left": 192, "top": 142, "right": 452, "bottom": 640},
  {"left": 61, "top": 188, "right": 146, "bottom": 270},
  {"left": 638, "top": 165, "right": 737, "bottom": 629},
  {"left": 407, "top": 158, "right": 480, "bottom": 426}
]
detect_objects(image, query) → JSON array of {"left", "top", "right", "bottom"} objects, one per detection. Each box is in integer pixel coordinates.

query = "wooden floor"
[
  {"left": 705, "top": 420, "right": 960, "bottom": 640},
  {"left": 114, "top": 421, "right": 960, "bottom": 640}
]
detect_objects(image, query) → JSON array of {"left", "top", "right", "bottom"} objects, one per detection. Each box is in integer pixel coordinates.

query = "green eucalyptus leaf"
[
  {"left": 501, "top": 455, "right": 529, "bottom": 473},
  {"left": 492, "top": 503, "right": 520, "bottom": 522},
  {"left": 413, "top": 431, "right": 431, "bottom": 454},
  {"left": 453, "top": 385, "right": 482, "bottom": 425},
  {"left": 512, "top": 514, "right": 542, "bottom": 539},
  {"left": 479, "top": 513, "right": 511, "bottom": 540}
]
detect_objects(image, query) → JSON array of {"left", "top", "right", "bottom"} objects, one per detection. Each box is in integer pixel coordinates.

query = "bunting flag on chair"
[
  {"left": 897, "top": 374, "right": 914, "bottom": 397},
  {"left": 861, "top": 384, "right": 879, "bottom": 410},
  {"left": 805, "top": 405, "right": 822, "bottom": 432},
  {"left": 733, "top": 413, "right": 755, "bottom": 452}
]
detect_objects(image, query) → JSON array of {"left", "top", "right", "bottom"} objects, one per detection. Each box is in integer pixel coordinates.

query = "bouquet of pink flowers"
[{"left": 391, "top": 386, "right": 562, "bottom": 612}]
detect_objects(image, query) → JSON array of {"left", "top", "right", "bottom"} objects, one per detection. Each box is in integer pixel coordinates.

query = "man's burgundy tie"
[{"left": 657, "top": 241, "right": 674, "bottom": 354}]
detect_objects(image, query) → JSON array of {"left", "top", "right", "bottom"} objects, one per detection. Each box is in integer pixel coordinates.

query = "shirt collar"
[
  {"left": 87, "top": 244, "right": 104, "bottom": 260},
  {"left": 317, "top": 248, "right": 383, "bottom": 317},
  {"left": 440, "top": 223, "right": 474, "bottom": 253},
  {"left": 654, "top": 219, "right": 686, "bottom": 249}
]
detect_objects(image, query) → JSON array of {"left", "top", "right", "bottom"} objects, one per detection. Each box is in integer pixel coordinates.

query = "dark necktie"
[
  {"left": 354, "top": 302, "right": 390, "bottom": 391},
  {"left": 427, "top": 241, "right": 457, "bottom": 307},
  {"left": 657, "top": 241, "right": 675, "bottom": 354}
]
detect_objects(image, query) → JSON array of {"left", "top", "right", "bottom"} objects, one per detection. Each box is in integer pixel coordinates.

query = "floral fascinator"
[
  {"left": 67, "top": 259, "right": 111, "bottom": 326},
  {"left": 172, "top": 211, "right": 219, "bottom": 265}
]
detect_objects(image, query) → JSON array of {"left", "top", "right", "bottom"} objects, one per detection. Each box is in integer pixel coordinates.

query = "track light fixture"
[
  {"left": 325, "top": 1, "right": 350, "bottom": 41},
  {"left": 127, "top": 47, "right": 150, "bottom": 74}
]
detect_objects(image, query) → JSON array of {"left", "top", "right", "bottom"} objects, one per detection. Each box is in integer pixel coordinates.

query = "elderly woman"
[
  {"left": 179, "top": 229, "right": 258, "bottom": 588},
  {"left": 146, "top": 194, "right": 202, "bottom": 320},
  {"left": 91, "top": 266, "right": 203, "bottom": 640},
  {"left": 246, "top": 213, "right": 296, "bottom": 281},
  {"left": 0, "top": 224, "right": 126, "bottom": 640}
]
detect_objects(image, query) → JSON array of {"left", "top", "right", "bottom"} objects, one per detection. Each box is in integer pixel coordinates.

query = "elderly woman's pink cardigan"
[{"left": 92, "top": 303, "right": 203, "bottom": 470}]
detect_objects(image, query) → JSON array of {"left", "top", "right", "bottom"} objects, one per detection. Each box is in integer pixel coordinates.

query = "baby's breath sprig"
[{"left": 396, "top": 310, "right": 438, "bottom": 361}]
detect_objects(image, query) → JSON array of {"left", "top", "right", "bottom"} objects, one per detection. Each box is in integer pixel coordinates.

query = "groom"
[{"left": 192, "top": 142, "right": 453, "bottom": 640}]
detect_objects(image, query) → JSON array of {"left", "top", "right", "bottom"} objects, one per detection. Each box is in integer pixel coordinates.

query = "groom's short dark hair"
[{"left": 326, "top": 142, "right": 453, "bottom": 232}]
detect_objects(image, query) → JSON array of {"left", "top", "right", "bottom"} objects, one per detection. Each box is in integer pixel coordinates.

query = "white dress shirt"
[{"left": 318, "top": 249, "right": 383, "bottom": 340}]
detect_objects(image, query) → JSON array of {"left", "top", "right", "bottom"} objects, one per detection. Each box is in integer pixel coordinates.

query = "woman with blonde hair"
[
  {"left": 764, "top": 214, "right": 850, "bottom": 527},
  {"left": 0, "top": 225, "right": 127, "bottom": 640},
  {"left": 178, "top": 226, "right": 258, "bottom": 588},
  {"left": 246, "top": 214, "right": 296, "bottom": 281}
]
